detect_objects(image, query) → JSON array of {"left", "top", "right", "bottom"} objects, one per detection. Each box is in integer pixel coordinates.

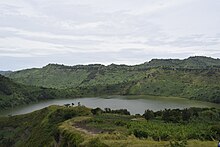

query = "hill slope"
[
  {"left": 0, "top": 71, "right": 12, "bottom": 76},
  {"left": 5, "top": 56, "right": 220, "bottom": 103},
  {"left": 0, "top": 106, "right": 92, "bottom": 147},
  {"left": 0, "top": 106, "right": 219, "bottom": 147},
  {"left": 143, "top": 56, "right": 220, "bottom": 69},
  {"left": 0, "top": 75, "right": 76, "bottom": 110}
]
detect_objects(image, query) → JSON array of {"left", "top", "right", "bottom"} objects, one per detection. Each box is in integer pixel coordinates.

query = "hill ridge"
[
  {"left": 3, "top": 56, "right": 220, "bottom": 104},
  {"left": 38, "top": 56, "right": 220, "bottom": 69}
]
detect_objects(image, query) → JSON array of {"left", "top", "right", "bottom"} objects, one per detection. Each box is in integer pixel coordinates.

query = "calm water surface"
[{"left": 0, "top": 95, "right": 219, "bottom": 116}]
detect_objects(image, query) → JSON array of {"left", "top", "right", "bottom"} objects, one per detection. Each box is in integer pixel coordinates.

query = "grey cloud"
[
  {"left": 0, "top": 0, "right": 220, "bottom": 70},
  {"left": 145, "top": 34, "right": 220, "bottom": 48},
  {"left": 0, "top": 49, "right": 192, "bottom": 71}
]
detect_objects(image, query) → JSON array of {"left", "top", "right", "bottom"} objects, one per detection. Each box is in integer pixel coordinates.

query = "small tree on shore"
[{"left": 143, "top": 109, "right": 154, "bottom": 120}]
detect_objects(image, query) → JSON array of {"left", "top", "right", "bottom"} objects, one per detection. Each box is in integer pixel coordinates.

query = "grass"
[
  {"left": 0, "top": 106, "right": 92, "bottom": 147},
  {"left": 60, "top": 115, "right": 219, "bottom": 147},
  {"left": 0, "top": 105, "right": 219, "bottom": 146}
]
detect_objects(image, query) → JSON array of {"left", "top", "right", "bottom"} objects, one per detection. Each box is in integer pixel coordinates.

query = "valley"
[{"left": 1, "top": 56, "right": 220, "bottom": 147}]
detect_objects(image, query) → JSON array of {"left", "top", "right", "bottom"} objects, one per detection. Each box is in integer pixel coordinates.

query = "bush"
[
  {"left": 182, "top": 109, "right": 191, "bottom": 122},
  {"left": 104, "top": 108, "right": 130, "bottom": 115},
  {"left": 170, "top": 140, "right": 187, "bottom": 147},
  {"left": 85, "top": 138, "right": 109, "bottom": 147},
  {"left": 91, "top": 108, "right": 103, "bottom": 115},
  {"left": 143, "top": 110, "right": 154, "bottom": 120},
  {"left": 162, "top": 109, "right": 182, "bottom": 123},
  {"left": 211, "top": 125, "right": 220, "bottom": 139},
  {"left": 133, "top": 129, "right": 148, "bottom": 138},
  {"left": 114, "top": 120, "right": 127, "bottom": 126}
]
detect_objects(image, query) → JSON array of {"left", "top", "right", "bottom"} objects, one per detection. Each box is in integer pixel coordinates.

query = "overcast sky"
[{"left": 0, "top": 0, "right": 220, "bottom": 70}]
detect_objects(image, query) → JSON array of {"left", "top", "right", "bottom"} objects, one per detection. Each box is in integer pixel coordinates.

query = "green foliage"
[
  {"left": 86, "top": 108, "right": 220, "bottom": 141},
  {"left": 169, "top": 140, "right": 187, "bottom": 147},
  {"left": 91, "top": 107, "right": 103, "bottom": 115},
  {"left": 162, "top": 109, "right": 182, "bottom": 123},
  {"left": 59, "top": 129, "right": 84, "bottom": 147},
  {"left": 0, "top": 71, "right": 12, "bottom": 76},
  {"left": 143, "top": 56, "right": 220, "bottom": 69},
  {"left": 85, "top": 138, "right": 109, "bottom": 147},
  {"left": 143, "top": 110, "right": 155, "bottom": 120},
  {"left": 86, "top": 113, "right": 131, "bottom": 133},
  {"left": 182, "top": 109, "right": 192, "bottom": 122},
  {"left": 0, "top": 106, "right": 91, "bottom": 147},
  {"left": 103, "top": 108, "right": 130, "bottom": 115},
  {"left": 210, "top": 125, "right": 220, "bottom": 139},
  {"left": 5, "top": 56, "right": 220, "bottom": 104},
  {"left": 0, "top": 75, "right": 82, "bottom": 110},
  {"left": 0, "top": 106, "right": 219, "bottom": 146}
]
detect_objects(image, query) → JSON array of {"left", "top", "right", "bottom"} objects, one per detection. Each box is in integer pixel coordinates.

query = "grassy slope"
[
  {"left": 5, "top": 56, "right": 220, "bottom": 103},
  {"left": 127, "top": 68, "right": 220, "bottom": 103},
  {"left": 0, "top": 75, "right": 81, "bottom": 110},
  {"left": 0, "top": 106, "right": 91, "bottom": 147},
  {"left": 1, "top": 106, "right": 219, "bottom": 147},
  {"left": 63, "top": 107, "right": 220, "bottom": 147},
  {"left": 7, "top": 64, "right": 142, "bottom": 89}
]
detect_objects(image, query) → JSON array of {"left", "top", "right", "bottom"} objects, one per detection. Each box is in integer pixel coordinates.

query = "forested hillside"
[
  {"left": 141, "top": 56, "right": 220, "bottom": 69},
  {"left": 5, "top": 56, "right": 220, "bottom": 104},
  {"left": 0, "top": 75, "right": 76, "bottom": 110},
  {"left": 0, "top": 71, "right": 12, "bottom": 76}
]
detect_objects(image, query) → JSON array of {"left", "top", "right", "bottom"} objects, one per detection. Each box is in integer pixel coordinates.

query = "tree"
[
  {"left": 104, "top": 108, "right": 111, "bottom": 113},
  {"left": 162, "top": 109, "right": 181, "bottom": 123},
  {"left": 182, "top": 109, "right": 191, "bottom": 122},
  {"left": 64, "top": 104, "right": 70, "bottom": 107},
  {"left": 143, "top": 110, "right": 154, "bottom": 120},
  {"left": 91, "top": 108, "right": 103, "bottom": 115}
]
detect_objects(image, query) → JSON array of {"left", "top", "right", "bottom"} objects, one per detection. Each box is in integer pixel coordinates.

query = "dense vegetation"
[
  {"left": 5, "top": 56, "right": 220, "bottom": 103},
  {"left": 0, "top": 106, "right": 219, "bottom": 147},
  {"left": 0, "top": 71, "right": 12, "bottom": 76},
  {"left": 0, "top": 75, "right": 80, "bottom": 110},
  {"left": 0, "top": 106, "right": 91, "bottom": 147},
  {"left": 87, "top": 107, "right": 220, "bottom": 141}
]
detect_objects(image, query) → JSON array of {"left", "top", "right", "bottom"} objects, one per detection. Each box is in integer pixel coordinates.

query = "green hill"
[
  {"left": 142, "top": 56, "right": 220, "bottom": 69},
  {"left": 0, "top": 106, "right": 92, "bottom": 147},
  {"left": 0, "top": 75, "right": 77, "bottom": 110},
  {"left": 5, "top": 56, "right": 220, "bottom": 103}
]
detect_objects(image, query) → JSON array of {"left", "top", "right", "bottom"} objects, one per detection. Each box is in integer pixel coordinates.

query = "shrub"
[
  {"left": 114, "top": 120, "right": 127, "bottom": 126},
  {"left": 91, "top": 108, "right": 103, "bottom": 115},
  {"left": 170, "top": 140, "right": 187, "bottom": 147},
  {"left": 85, "top": 138, "right": 109, "bottom": 147},
  {"left": 143, "top": 110, "right": 154, "bottom": 120},
  {"left": 133, "top": 129, "right": 148, "bottom": 138}
]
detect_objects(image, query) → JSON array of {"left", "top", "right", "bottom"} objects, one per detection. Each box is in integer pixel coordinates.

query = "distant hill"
[
  {"left": 0, "top": 71, "right": 12, "bottom": 76},
  {"left": 141, "top": 56, "right": 220, "bottom": 69},
  {"left": 5, "top": 56, "right": 220, "bottom": 103}
]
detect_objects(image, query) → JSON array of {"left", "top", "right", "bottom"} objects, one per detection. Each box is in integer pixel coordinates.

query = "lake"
[{"left": 0, "top": 95, "right": 219, "bottom": 116}]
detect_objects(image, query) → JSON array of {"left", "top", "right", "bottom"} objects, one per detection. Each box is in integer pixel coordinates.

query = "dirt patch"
[{"left": 74, "top": 121, "right": 106, "bottom": 135}]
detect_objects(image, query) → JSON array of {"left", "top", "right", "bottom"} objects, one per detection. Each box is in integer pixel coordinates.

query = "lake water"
[{"left": 0, "top": 95, "right": 219, "bottom": 116}]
